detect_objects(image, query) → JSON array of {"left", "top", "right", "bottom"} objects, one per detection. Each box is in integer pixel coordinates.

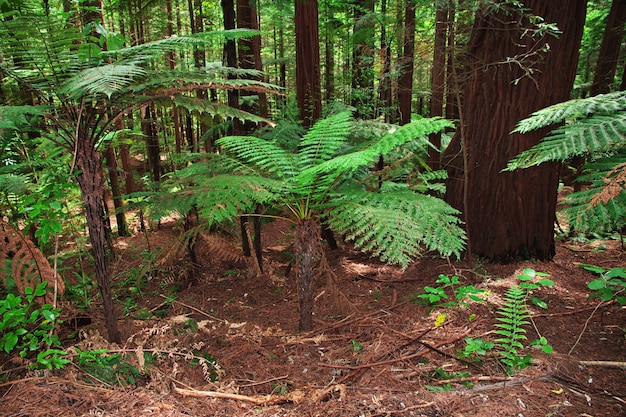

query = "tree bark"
[
  {"left": 428, "top": 4, "right": 448, "bottom": 169},
  {"left": 295, "top": 218, "right": 320, "bottom": 332},
  {"left": 103, "top": 145, "right": 129, "bottom": 236},
  {"left": 590, "top": 0, "right": 626, "bottom": 95},
  {"left": 397, "top": 0, "right": 415, "bottom": 126},
  {"left": 295, "top": 0, "right": 322, "bottom": 127},
  {"left": 75, "top": 129, "right": 121, "bottom": 344},
  {"left": 351, "top": 0, "right": 375, "bottom": 119},
  {"left": 444, "top": 0, "right": 587, "bottom": 261}
]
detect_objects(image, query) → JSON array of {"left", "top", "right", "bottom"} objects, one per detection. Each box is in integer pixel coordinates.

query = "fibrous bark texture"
[{"left": 444, "top": 0, "right": 587, "bottom": 262}]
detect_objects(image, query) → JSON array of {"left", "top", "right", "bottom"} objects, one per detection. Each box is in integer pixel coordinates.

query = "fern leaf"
[
  {"left": 59, "top": 62, "right": 147, "bottom": 99},
  {"left": 325, "top": 186, "right": 465, "bottom": 268},
  {"left": 297, "top": 117, "right": 452, "bottom": 185},
  {"left": 513, "top": 91, "right": 626, "bottom": 134},
  {"left": 171, "top": 96, "right": 270, "bottom": 125},
  {"left": 297, "top": 111, "right": 353, "bottom": 168},
  {"left": 0, "top": 220, "right": 63, "bottom": 304},
  {"left": 507, "top": 113, "right": 626, "bottom": 169},
  {"left": 216, "top": 136, "right": 297, "bottom": 179}
]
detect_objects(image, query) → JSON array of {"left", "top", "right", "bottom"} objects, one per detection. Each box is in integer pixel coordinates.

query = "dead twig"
[{"left": 579, "top": 360, "right": 626, "bottom": 369}]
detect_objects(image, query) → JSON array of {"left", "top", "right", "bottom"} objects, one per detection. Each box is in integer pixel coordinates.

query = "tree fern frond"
[
  {"left": 512, "top": 91, "right": 626, "bottom": 133},
  {"left": 297, "top": 111, "right": 353, "bottom": 168},
  {"left": 297, "top": 117, "right": 452, "bottom": 185},
  {"left": 326, "top": 186, "right": 465, "bottom": 268},
  {"left": 171, "top": 96, "right": 270, "bottom": 125},
  {"left": 153, "top": 174, "right": 283, "bottom": 225},
  {"left": 58, "top": 62, "right": 147, "bottom": 99},
  {"left": 216, "top": 135, "right": 297, "bottom": 179},
  {"left": 507, "top": 113, "right": 626, "bottom": 169},
  {"left": 0, "top": 173, "right": 31, "bottom": 196}
]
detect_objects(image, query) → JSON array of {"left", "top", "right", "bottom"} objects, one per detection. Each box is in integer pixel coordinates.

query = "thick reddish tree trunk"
[
  {"left": 444, "top": 1, "right": 587, "bottom": 261},
  {"left": 428, "top": 5, "right": 448, "bottom": 169},
  {"left": 295, "top": 0, "right": 322, "bottom": 127}
]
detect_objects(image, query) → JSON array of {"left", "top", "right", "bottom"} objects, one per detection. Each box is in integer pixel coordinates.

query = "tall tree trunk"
[
  {"left": 428, "top": 3, "right": 448, "bottom": 169},
  {"left": 295, "top": 0, "right": 322, "bottom": 127},
  {"left": 444, "top": 0, "right": 587, "bottom": 261},
  {"left": 397, "top": 0, "right": 415, "bottom": 126},
  {"left": 590, "top": 0, "right": 626, "bottom": 96},
  {"left": 445, "top": 5, "right": 458, "bottom": 122},
  {"left": 75, "top": 129, "right": 121, "bottom": 343},
  {"left": 351, "top": 0, "right": 375, "bottom": 119},
  {"left": 377, "top": 0, "right": 393, "bottom": 122},
  {"left": 142, "top": 104, "right": 161, "bottom": 184},
  {"left": 166, "top": 0, "right": 183, "bottom": 154}
]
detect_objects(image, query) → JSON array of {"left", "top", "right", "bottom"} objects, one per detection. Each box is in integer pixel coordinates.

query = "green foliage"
[
  {"left": 507, "top": 91, "right": 626, "bottom": 235},
  {"left": 155, "top": 112, "right": 464, "bottom": 268},
  {"left": 580, "top": 264, "right": 626, "bottom": 305},
  {"left": 413, "top": 274, "right": 486, "bottom": 311},
  {"left": 0, "top": 282, "right": 62, "bottom": 365},
  {"left": 74, "top": 348, "right": 153, "bottom": 386},
  {"left": 494, "top": 269, "right": 553, "bottom": 375},
  {"left": 457, "top": 337, "right": 495, "bottom": 363}
]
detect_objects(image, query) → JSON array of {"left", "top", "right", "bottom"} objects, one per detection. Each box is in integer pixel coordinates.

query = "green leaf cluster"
[{"left": 0, "top": 282, "right": 62, "bottom": 363}]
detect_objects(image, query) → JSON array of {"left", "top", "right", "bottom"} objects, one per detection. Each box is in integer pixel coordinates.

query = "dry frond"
[
  {"left": 0, "top": 219, "right": 64, "bottom": 304},
  {"left": 197, "top": 233, "right": 246, "bottom": 265},
  {"left": 591, "top": 162, "right": 626, "bottom": 207}
]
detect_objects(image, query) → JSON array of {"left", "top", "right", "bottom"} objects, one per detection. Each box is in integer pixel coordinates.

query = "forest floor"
[{"left": 1, "top": 217, "right": 625, "bottom": 417}]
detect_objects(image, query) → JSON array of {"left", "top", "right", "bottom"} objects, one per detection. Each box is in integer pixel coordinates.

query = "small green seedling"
[{"left": 580, "top": 264, "right": 626, "bottom": 305}]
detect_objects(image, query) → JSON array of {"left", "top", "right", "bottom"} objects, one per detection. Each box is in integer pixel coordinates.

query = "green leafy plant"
[
  {"left": 350, "top": 339, "right": 364, "bottom": 354},
  {"left": 153, "top": 112, "right": 465, "bottom": 330},
  {"left": 494, "top": 268, "right": 554, "bottom": 374},
  {"left": 458, "top": 337, "right": 495, "bottom": 363},
  {"left": 579, "top": 264, "right": 626, "bottom": 305},
  {"left": 0, "top": 282, "right": 62, "bottom": 364},
  {"left": 74, "top": 348, "right": 152, "bottom": 386},
  {"left": 415, "top": 274, "right": 486, "bottom": 311},
  {"left": 507, "top": 91, "right": 626, "bottom": 235}
]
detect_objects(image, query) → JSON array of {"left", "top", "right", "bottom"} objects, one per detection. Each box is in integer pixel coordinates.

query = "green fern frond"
[
  {"left": 172, "top": 96, "right": 270, "bottom": 125},
  {"left": 297, "top": 111, "right": 353, "bottom": 168},
  {"left": 0, "top": 173, "right": 31, "bottom": 196},
  {"left": 325, "top": 186, "right": 465, "bottom": 268},
  {"left": 58, "top": 63, "right": 147, "bottom": 99},
  {"left": 216, "top": 135, "right": 297, "bottom": 179},
  {"left": 512, "top": 91, "right": 626, "bottom": 134},
  {"left": 154, "top": 174, "right": 283, "bottom": 225},
  {"left": 507, "top": 113, "right": 626, "bottom": 169},
  {"left": 494, "top": 285, "right": 530, "bottom": 372},
  {"left": 298, "top": 117, "right": 452, "bottom": 185}
]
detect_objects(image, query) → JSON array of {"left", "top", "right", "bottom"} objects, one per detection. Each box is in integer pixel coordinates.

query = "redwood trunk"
[
  {"left": 428, "top": 5, "right": 448, "bottom": 169},
  {"left": 397, "top": 0, "right": 415, "bottom": 126},
  {"left": 590, "top": 0, "right": 626, "bottom": 96},
  {"left": 295, "top": 0, "right": 322, "bottom": 127},
  {"left": 444, "top": 1, "right": 587, "bottom": 261}
]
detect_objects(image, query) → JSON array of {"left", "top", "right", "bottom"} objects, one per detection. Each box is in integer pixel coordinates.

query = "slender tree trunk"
[
  {"left": 590, "top": 0, "right": 626, "bottom": 96},
  {"left": 428, "top": 4, "right": 448, "bottom": 169},
  {"left": 444, "top": 0, "right": 587, "bottom": 261},
  {"left": 351, "top": 0, "right": 375, "bottom": 119},
  {"left": 103, "top": 145, "right": 128, "bottom": 236},
  {"left": 377, "top": 0, "right": 393, "bottom": 122},
  {"left": 75, "top": 129, "right": 121, "bottom": 343},
  {"left": 445, "top": 5, "right": 457, "bottom": 122},
  {"left": 142, "top": 104, "right": 161, "bottom": 184},
  {"left": 295, "top": 0, "right": 322, "bottom": 127},
  {"left": 397, "top": 0, "right": 415, "bottom": 126},
  {"left": 295, "top": 218, "right": 320, "bottom": 332}
]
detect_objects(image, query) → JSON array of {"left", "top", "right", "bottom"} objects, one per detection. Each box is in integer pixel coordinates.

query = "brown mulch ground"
[{"left": 1, "top": 219, "right": 625, "bottom": 417}]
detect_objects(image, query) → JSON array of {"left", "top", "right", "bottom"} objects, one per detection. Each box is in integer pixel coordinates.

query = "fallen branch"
[{"left": 579, "top": 360, "right": 626, "bottom": 369}]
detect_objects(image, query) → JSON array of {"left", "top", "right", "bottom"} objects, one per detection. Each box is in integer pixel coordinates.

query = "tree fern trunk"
[
  {"left": 75, "top": 130, "right": 121, "bottom": 344},
  {"left": 295, "top": 218, "right": 320, "bottom": 331}
]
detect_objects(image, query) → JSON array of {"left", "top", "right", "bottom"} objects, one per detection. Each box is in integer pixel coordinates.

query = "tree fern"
[
  {"left": 152, "top": 113, "right": 462, "bottom": 330},
  {"left": 506, "top": 91, "right": 626, "bottom": 234}
]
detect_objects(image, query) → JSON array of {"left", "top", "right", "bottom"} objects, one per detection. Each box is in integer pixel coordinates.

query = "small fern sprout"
[{"left": 156, "top": 112, "right": 464, "bottom": 331}]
